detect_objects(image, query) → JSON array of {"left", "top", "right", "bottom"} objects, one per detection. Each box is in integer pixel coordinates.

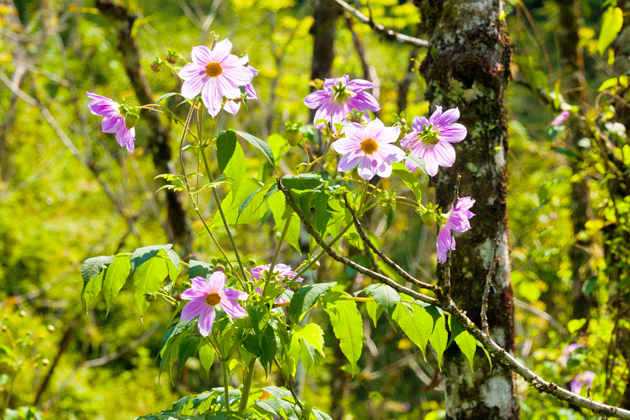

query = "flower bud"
[
  {"left": 285, "top": 127, "right": 301, "bottom": 147},
  {"left": 124, "top": 109, "right": 140, "bottom": 129},
  {"left": 309, "top": 261, "right": 320, "bottom": 271},
  {"left": 166, "top": 50, "right": 179, "bottom": 64},
  {"left": 421, "top": 209, "right": 436, "bottom": 229},
  {"left": 214, "top": 264, "right": 225, "bottom": 272},
  {"left": 248, "top": 258, "right": 258, "bottom": 267},
  {"left": 42, "top": 359, "right": 50, "bottom": 366},
  {"left": 144, "top": 293, "right": 157, "bottom": 302},
  {"left": 48, "top": 325, "right": 55, "bottom": 332},
  {"left": 151, "top": 56, "right": 164, "bottom": 72}
]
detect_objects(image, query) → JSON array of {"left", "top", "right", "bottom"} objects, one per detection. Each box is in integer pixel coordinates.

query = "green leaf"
[
  {"left": 235, "top": 131, "right": 276, "bottom": 168},
  {"left": 133, "top": 256, "right": 170, "bottom": 315},
  {"left": 366, "top": 300, "right": 383, "bottom": 327},
  {"left": 392, "top": 162, "right": 422, "bottom": 202},
  {"left": 267, "top": 191, "right": 301, "bottom": 252},
  {"left": 179, "top": 334, "right": 201, "bottom": 371},
  {"left": 293, "top": 323, "right": 325, "bottom": 354},
  {"left": 188, "top": 260, "right": 213, "bottom": 279},
  {"left": 247, "top": 305, "right": 270, "bottom": 339},
  {"left": 259, "top": 326, "right": 277, "bottom": 373},
  {"left": 364, "top": 284, "right": 401, "bottom": 318},
  {"left": 289, "top": 282, "right": 337, "bottom": 322},
  {"left": 216, "top": 130, "right": 238, "bottom": 174},
  {"left": 404, "top": 155, "right": 427, "bottom": 176},
  {"left": 324, "top": 300, "right": 363, "bottom": 373},
  {"left": 454, "top": 330, "right": 477, "bottom": 371},
  {"left": 551, "top": 147, "right": 578, "bottom": 160},
  {"left": 393, "top": 303, "right": 434, "bottom": 360},
  {"left": 81, "top": 255, "right": 114, "bottom": 311},
  {"left": 583, "top": 275, "right": 598, "bottom": 297},
  {"left": 568, "top": 318, "right": 587, "bottom": 333},
  {"left": 130, "top": 245, "right": 173, "bottom": 272},
  {"left": 429, "top": 315, "right": 448, "bottom": 369},
  {"left": 225, "top": 141, "right": 245, "bottom": 201},
  {"left": 598, "top": 7, "right": 623, "bottom": 55},
  {"left": 299, "top": 339, "right": 323, "bottom": 374},
  {"left": 210, "top": 178, "right": 268, "bottom": 227},
  {"left": 102, "top": 253, "right": 131, "bottom": 314},
  {"left": 198, "top": 338, "right": 215, "bottom": 378},
  {"left": 157, "top": 92, "right": 179, "bottom": 103},
  {"left": 281, "top": 174, "right": 323, "bottom": 190}
]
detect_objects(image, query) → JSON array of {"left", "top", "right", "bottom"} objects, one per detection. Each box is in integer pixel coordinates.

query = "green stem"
[
  {"left": 223, "top": 360, "right": 231, "bottom": 411},
  {"left": 238, "top": 358, "right": 257, "bottom": 411},
  {"left": 194, "top": 206, "right": 239, "bottom": 276},
  {"left": 262, "top": 214, "right": 293, "bottom": 296},
  {"left": 200, "top": 146, "right": 249, "bottom": 285}
]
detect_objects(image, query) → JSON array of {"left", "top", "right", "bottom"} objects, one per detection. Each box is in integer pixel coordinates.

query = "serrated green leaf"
[
  {"left": 324, "top": 300, "right": 363, "bottom": 373},
  {"left": 189, "top": 260, "right": 213, "bottom": 279},
  {"left": 225, "top": 142, "right": 245, "bottom": 202},
  {"left": 364, "top": 284, "right": 401, "bottom": 318},
  {"left": 81, "top": 255, "right": 114, "bottom": 310},
  {"left": 130, "top": 245, "right": 173, "bottom": 272},
  {"left": 259, "top": 326, "right": 277, "bottom": 373},
  {"left": 454, "top": 330, "right": 477, "bottom": 371},
  {"left": 210, "top": 179, "right": 267, "bottom": 227},
  {"left": 198, "top": 338, "right": 215, "bottom": 378},
  {"left": 429, "top": 315, "right": 448, "bottom": 370},
  {"left": 366, "top": 300, "right": 383, "bottom": 327},
  {"left": 235, "top": 131, "right": 276, "bottom": 168},
  {"left": 393, "top": 302, "right": 433, "bottom": 360},
  {"left": 404, "top": 155, "right": 427, "bottom": 176},
  {"left": 133, "top": 256, "right": 170, "bottom": 315},
  {"left": 216, "top": 130, "right": 238, "bottom": 174},
  {"left": 289, "top": 283, "right": 337, "bottom": 322},
  {"left": 102, "top": 253, "right": 131, "bottom": 313},
  {"left": 178, "top": 334, "right": 200, "bottom": 371},
  {"left": 281, "top": 174, "right": 323, "bottom": 190},
  {"left": 293, "top": 323, "right": 325, "bottom": 354}
]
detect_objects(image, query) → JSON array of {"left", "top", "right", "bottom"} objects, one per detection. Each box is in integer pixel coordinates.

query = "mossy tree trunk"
[{"left": 414, "top": 1, "right": 519, "bottom": 419}]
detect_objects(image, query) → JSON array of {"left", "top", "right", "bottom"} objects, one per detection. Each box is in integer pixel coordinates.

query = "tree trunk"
[
  {"left": 414, "top": 1, "right": 519, "bottom": 419},
  {"left": 555, "top": 0, "right": 595, "bottom": 320},
  {"left": 95, "top": 0, "right": 194, "bottom": 257}
]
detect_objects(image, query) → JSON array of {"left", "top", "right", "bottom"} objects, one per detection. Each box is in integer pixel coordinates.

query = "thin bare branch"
[
  {"left": 481, "top": 231, "right": 500, "bottom": 336},
  {"left": 331, "top": 0, "right": 428, "bottom": 47}
]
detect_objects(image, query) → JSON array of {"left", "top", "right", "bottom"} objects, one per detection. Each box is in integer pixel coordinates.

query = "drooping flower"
[
  {"left": 179, "top": 39, "right": 254, "bottom": 117},
  {"left": 224, "top": 65, "right": 258, "bottom": 115},
  {"left": 86, "top": 92, "right": 136, "bottom": 152},
  {"left": 331, "top": 119, "right": 404, "bottom": 180},
  {"left": 570, "top": 371, "right": 595, "bottom": 395},
  {"left": 250, "top": 263, "right": 303, "bottom": 304},
  {"left": 304, "top": 75, "right": 380, "bottom": 128},
  {"left": 400, "top": 106, "right": 467, "bottom": 176},
  {"left": 561, "top": 343, "right": 586, "bottom": 367},
  {"left": 551, "top": 111, "right": 570, "bottom": 126},
  {"left": 436, "top": 197, "right": 476, "bottom": 263},
  {"left": 180, "top": 273, "right": 248, "bottom": 336}
]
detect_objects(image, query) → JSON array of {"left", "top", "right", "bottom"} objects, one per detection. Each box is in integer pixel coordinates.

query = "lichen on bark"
[{"left": 414, "top": 1, "right": 519, "bottom": 418}]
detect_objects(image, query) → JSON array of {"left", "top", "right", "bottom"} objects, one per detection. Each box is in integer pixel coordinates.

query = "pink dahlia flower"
[
  {"left": 400, "top": 106, "right": 467, "bottom": 176},
  {"left": 180, "top": 272, "right": 248, "bottom": 336},
  {"left": 437, "top": 197, "right": 476, "bottom": 263},
  {"left": 179, "top": 39, "right": 254, "bottom": 117},
  {"left": 304, "top": 75, "right": 380, "bottom": 128},
  {"left": 224, "top": 65, "right": 258, "bottom": 115},
  {"left": 551, "top": 111, "right": 570, "bottom": 126},
  {"left": 86, "top": 92, "right": 136, "bottom": 152},
  {"left": 570, "top": 371, "right": 595, "bottom": 395},
  {"left": 250, "top": 263, "right": 303, "bottom": 304},
  {"left": 331, "top": 119, "right": 404, "bottom": 180}
]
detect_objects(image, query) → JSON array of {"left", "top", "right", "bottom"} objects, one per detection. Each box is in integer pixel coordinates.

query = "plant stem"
[
  {"left": 262, "top": 214, "right": 293, "bottom": 295},
  {"left": 222, "top": 360, "right": 231, "bottom": 411},
  {"left": 238, "top": 358, "right": 257, "bottom": 411},
  {"left": 200, "top": 146, "right": 249, "bottom": 284}
]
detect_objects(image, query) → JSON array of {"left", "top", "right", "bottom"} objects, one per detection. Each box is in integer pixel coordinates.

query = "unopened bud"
[
  {"left": 214, "top": 264, "right": 225, "bottom": 272},
  {"left": 124, "top": 109, "right": 140, "bottom": 129},
  {"left": 289, "top": 283, "right": 300, "bottom": 292},
  {"left": 421, "top": 210, "right": 436, "bottom": 229},
  {"left": 145, "top": 293, "right": 157, "bottom": 302},
  {"left": 151, "top": 56, "right": 164, "bottom": 72},
  {"left": 286, "top": 130, "right": 300, "bottom": 147},
  {"left": 248, "top": 259, "right": 257, "bottom": 267},
  {"left": 48, "top": 325, "right": 55, "bottom": 332},
  {"left": 166, "top": 50, "right": 179, "bottom": 64},
  {"left": 309, "top": 261, "right": 320, "bottom": 271},
  {"left": 20, "top": 310, "right": 26, "bottom": 317},
  {"left": 42, "top": 359, "right": 50, "bottom": 366}
]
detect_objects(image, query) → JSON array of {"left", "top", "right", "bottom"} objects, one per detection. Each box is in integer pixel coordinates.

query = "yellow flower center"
[
  {"left": 360, "top": 139, "right": 379, "bottom": 155},
  {"left": 205, "top": 292, "right": 221, "bottom": 306},
  {"left": 205, "top": 62, "right": 223, "bottom": 77}
]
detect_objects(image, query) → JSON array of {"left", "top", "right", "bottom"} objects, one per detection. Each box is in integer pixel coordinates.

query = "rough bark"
[
  {"left": 414, "top": 1, "right": 519, "bottom": 419},
  {"left": 95, "top": 0, "right": 194, "bottom": 257},
  {"left": 555, "top": 0, "right": 595, "bottom": 320}
]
